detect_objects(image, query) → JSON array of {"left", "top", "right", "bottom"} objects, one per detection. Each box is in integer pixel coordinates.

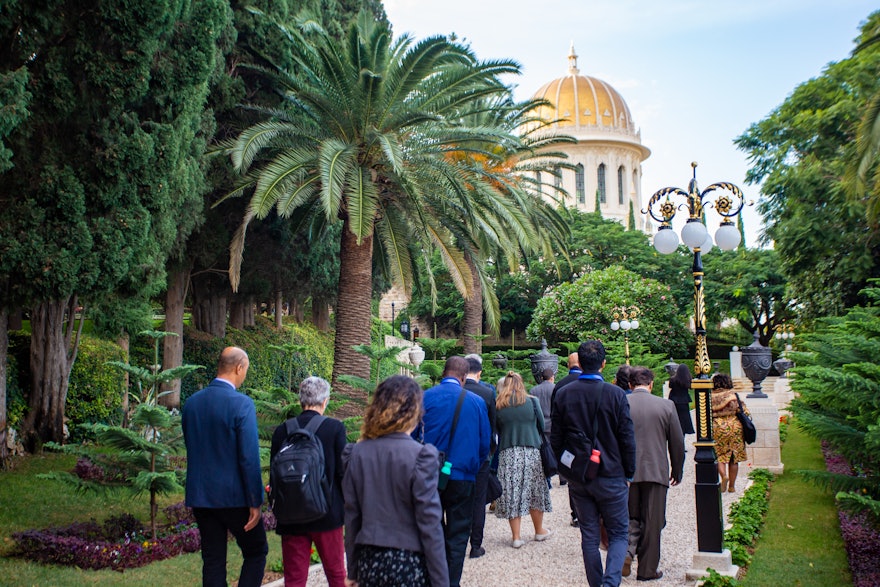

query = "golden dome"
[{"left": 532, "top": 45, "right": 635, "bottom": 133}]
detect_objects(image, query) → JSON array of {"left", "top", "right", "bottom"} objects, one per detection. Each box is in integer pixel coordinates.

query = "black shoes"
[
  {"left": 469, "top": 546, "right": 486, "bottom": 559},
  {"left": 637, "top": 571, "right": 664, "bottom": 581}
]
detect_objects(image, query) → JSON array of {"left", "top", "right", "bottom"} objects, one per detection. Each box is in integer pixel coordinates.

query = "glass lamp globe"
[
  {"left": 620, "top": 319, "right": 631, "bottom": 330},
  {"left": 631, "top": 319, "right": 639, "bottom": 330},
  {"left": 689, "top": 232, "right": 714, "bottom": 254},
  {"left": 681, "top": 219, "right": 709, "bottom": 248},
  {"left": 653, "top": 226, "right": 679, "bottom": 254},
  {"left": 714, "top": 222, "right": 742, "bottom": 251},
  {"left": 776, "top": 332, "right": 782, "bottom": 340},
  {"left": 611, "top": 321, "right": 620, "bottom": 331}
]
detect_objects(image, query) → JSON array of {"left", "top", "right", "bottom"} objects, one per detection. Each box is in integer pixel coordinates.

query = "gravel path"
[{"left": 299, "top": 431, "right": 748, "bottom": 587}]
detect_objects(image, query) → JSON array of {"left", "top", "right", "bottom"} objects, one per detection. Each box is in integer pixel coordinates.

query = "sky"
[{"left": 383, "top": 0, "right": 878, "bottom": 246}]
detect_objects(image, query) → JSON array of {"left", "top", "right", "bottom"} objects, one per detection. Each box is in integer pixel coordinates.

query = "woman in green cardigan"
[{"left": 494, "top": 371, "right": 554, "bottom": 548}]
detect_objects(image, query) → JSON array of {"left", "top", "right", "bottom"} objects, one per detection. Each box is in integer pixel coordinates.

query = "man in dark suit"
[
  {"left": 270, "top": 376, "right": 348, "bottom": 586},
  {"left": 623, "top": 367, "right": 685, "bottom": 581},
  {"left": 183, "top": 347, "right": 268, "bottom": 587},
  {"left": 551, "top": 340, "right": 636, "bottom": 587},
  {"left": 420, "top": 356, "right": 490, "bottom": 587},
  {"left": 464, "top": 354, "right": 496, "bottom": 559}
]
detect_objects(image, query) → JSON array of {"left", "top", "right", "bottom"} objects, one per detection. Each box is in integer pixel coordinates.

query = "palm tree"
[
  {"left": 223, "top": 12, "right": 537, "bottom": 399},
  {"left": 847, "top": 16, "right": 880, "bottom": 225},
  {"left": 442, "top": 95, "right": 573, "bottom": 354}
]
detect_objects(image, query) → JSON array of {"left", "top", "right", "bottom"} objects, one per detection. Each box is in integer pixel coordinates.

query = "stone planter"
[
  {"left": 529, "top": 339, "right": 559, "bottom": 384},
  {"left": 741, "top": 333, "right": 772, "bottom": 398}
]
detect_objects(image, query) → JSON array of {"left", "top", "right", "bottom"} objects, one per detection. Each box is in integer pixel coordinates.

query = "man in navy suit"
[{"left": 183, "top": 346, "right": 268, "bottom": 586}]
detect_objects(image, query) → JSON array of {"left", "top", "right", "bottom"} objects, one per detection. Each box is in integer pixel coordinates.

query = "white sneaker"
[{"left": 511, "top": 539, "right": 525, "bottom": 548}]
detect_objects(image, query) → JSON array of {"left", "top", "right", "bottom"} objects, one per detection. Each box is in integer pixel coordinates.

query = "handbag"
[
  {"left": 486, "top": 470, "right": 503, "bottom": 504},
  {"left": 735, "top": 393, "right": 757, "bottom": 444},
  {"left": 532, "top": 398, "right": 558, "bottom": 477}
]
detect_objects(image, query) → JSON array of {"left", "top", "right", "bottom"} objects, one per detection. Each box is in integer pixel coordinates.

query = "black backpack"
[{"left": 269, "top": 416, "right": 331, "bottom": 525}]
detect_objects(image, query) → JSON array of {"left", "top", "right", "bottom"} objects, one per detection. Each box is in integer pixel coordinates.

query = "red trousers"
[{"left": 281, "top": 527, "right": 346, "bottom": 587}]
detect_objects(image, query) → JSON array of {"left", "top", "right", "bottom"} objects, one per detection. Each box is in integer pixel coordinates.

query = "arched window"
[
  {"left": 575, "top": 163, "right": 585, "bottom": 204},
  {"left": 553, "top": 165, "right": 563, "bottom": 191},
  {"left": 598, "top": 163, "right": 607, "bottom": 204},
  {"left": 618, "top": 165, "right": 625, "bottom": 205}
]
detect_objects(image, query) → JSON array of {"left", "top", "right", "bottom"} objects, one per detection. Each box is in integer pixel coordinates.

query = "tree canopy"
[
  {"left": 526, "top": 265, "right": 691, "bottom": 357},
  {"left": 735, "top": 11, "right": 880, "bottom": 320}
]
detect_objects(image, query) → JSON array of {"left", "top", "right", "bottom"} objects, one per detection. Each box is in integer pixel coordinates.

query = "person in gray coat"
[
  {"left": 623, "top": 367, "right": 685, "bottom": 581},
  {"left": 342, "top": 375, "right": 449, "bottom": 587}
]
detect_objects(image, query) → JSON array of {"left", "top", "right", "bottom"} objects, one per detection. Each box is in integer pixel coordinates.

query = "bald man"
[{"left": 183, "top": 347, "right": 268, "bottom": 586}]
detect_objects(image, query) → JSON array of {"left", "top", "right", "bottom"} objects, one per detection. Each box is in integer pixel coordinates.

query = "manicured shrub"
[
  {"left": 66, "top": 335, "right": 126, "bottom": 432},
  {"left": 180, "top": 317, "right": 333, "bottom": 402},
  {"left": 723, "top": 468, "right": 773, "bottom": 569}
]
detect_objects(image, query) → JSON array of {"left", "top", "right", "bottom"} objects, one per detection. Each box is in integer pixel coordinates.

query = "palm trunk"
[
  {"left": 159, "top": 266, "right": 188, "bottom": 409},
  {"left": 462, "top": 255, "right": 482, "bottom": 355},
  {"left": 331, "top": 218, "right": 373, "bottom": 403}
]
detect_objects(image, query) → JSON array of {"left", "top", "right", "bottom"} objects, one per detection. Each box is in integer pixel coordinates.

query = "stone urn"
[
  {"left": 664, "top": 358, "right": 679, "bottom": 377},
  {"left": 492, "top": 352, "right": 508, "bottom": 370},
  {"left": 741, "top": 332, "right": 772, "bottom": 398},
  {"left": 529, "top": 339, "right": 559, "bottom": 384},
  {"left": 408, "top": 345, "right": 425, "bottom": 369},
  {"left": 773, "top": 357, "right": 794, "bottom": 378}
]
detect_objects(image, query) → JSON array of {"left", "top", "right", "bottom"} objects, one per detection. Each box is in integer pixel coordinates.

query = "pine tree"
[
  {"left": 41, "top": 332, "right": 203, "bottom": 539},
  {"left": 789, "top": 285, "right": 880, "bottom": 525}
]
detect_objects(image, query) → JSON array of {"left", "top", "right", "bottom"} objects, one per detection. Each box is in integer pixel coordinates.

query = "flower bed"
[
  {"left": 11, "top": 503, "right": 200, "bottom": 571},
  {"left": 822, "top": 444, "right": 880, "bottom": 587}
]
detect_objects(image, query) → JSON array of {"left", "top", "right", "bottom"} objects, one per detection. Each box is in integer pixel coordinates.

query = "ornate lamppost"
[
  {"left": 774, "top": 323, "right": 795, "bottom": 353},
  {"left": 773, "top": 323, "right": 795, "bottom": 377},
  {"left": 643, "top": 162, "right": 748, "bottom": 558},
  {"left": 610, "top": 306, "right": 640, "bottom": 365}
]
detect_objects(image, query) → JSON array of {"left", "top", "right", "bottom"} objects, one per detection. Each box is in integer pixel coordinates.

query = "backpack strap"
[
  {"left": 284, "top": 417, "right": 301, "bottom": 437},
  {"left": 303, "top": 414, "right": 327, "bottom": 436},
  {"left": 446, "top": 389, "right": 468, "bottom": 453}
]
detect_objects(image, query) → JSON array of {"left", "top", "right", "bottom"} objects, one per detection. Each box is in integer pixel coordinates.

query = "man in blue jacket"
[
  {"left": 419, "top": 355, "right": 490, "bottom": 587},
  {"left": 183, "top": 346, "right": 268, "bottom": 587}
]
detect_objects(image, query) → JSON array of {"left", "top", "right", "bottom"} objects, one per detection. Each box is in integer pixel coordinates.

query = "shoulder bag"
[
  {"left": 735, "top": 393, "right": 757, "bottom": 444},
  {"left": 532, "top": 398, "right": 558, "bottom": 477}
]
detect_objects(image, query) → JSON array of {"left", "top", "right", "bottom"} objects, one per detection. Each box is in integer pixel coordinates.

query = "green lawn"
[
  {"left": 743, "top": 425, "right": 852, "bottom": 586},
  {"left": 0, "top": 453, "right": 283, "bottom": 586}
]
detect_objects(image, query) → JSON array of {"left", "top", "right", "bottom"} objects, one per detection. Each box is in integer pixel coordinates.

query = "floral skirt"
[
  {"left": 356, "top": 545, "right": 429, "bottom": 587},
  {"left": 495, "top": 446, "right": 552, "bottom": 519},
  {"left": 714, "top": 414, "right": 747, "bottom": 463}
]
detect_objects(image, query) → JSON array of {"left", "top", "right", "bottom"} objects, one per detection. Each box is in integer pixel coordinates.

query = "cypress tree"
[
  {"left": 0, "top": 0, "right": 231, "bottom": 447},
  {"left": 628, "top": 200, "right": 636, "bottom": 230}
]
